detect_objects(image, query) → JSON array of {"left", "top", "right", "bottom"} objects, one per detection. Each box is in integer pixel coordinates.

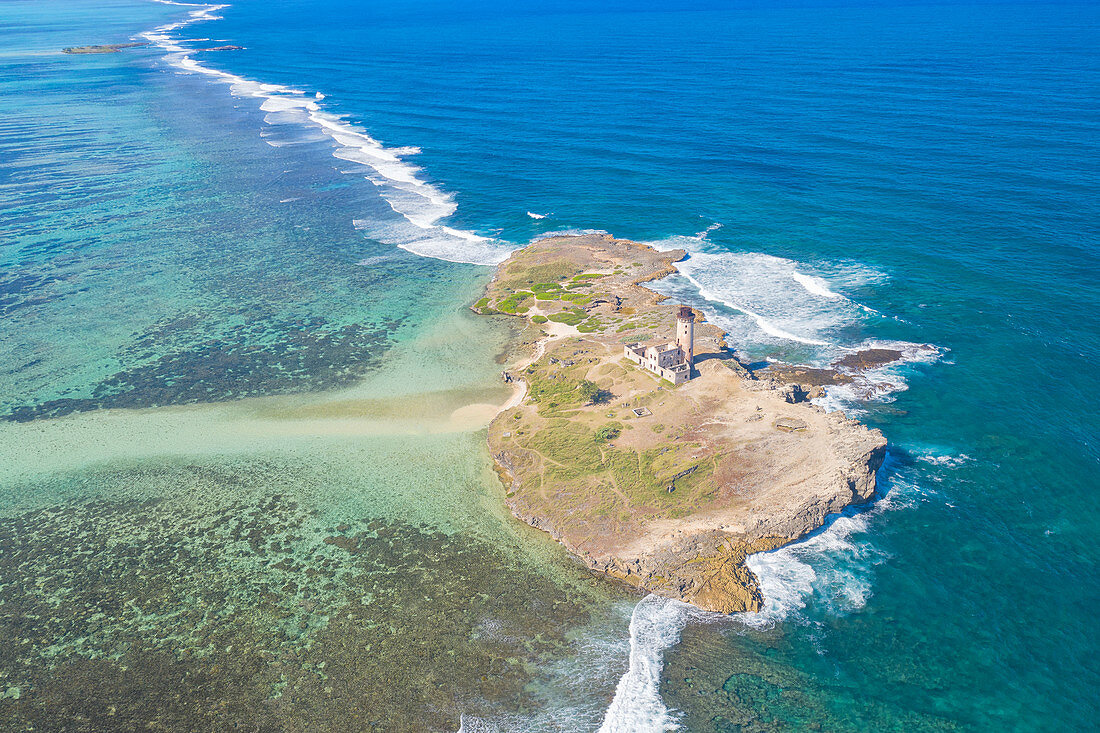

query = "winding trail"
[{"left": 496, "top": 321, "right": 579, "bottom": 413}]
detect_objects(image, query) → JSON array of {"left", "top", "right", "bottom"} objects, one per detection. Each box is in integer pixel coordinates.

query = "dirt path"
[{"left": 496, "top": 321, "right": 580, "bottom": 413}]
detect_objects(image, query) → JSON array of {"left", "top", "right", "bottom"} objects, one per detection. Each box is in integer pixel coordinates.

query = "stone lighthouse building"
[
  {"left": 622, "top": 305, "right": 697, "bottom": 385},
  {"left": 676, "top": 305, "right": 695, "bottom": 366}
]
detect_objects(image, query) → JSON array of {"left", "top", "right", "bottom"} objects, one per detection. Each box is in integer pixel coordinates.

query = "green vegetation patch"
[
  {"left": 500, "top": 259, "right": 580, "bottom": 290},
  {"left": 474, "top": 297, "right": 490, "bottom": 309},
  {"left": 571, "top": 273, "right": 607, "bottom": 282},
  {"left": 607, "top": 443, "right": 715, "bottom": 508},
  {"left": 496, "top": 291, "right": 532, "bottom": 314},
  {"left": 528, "top": 419, "right": 602, "bottom": 477},
  {"left": 577, "top": 318, "right": 602, "bottom": 333},
  {"left": 535, "top": 292, "right": 561, "bottom": 301},
  {"left": 531, "top": 282, "right": 564, "bottom": 293},
  {"left": 527, "top": 370, "right": 600, "bottom": 415},
  {"left": 548, "top": 308, "right": 588, "bottom": 327},
  {"left": 594, "top": 423, "right": 623, "bottom": 443},
  {"left": 559, "top": 293, "right": 590, "bottom": 303},
  {"left": 531, "top": 315, "right": 548, "bottom": 324}
]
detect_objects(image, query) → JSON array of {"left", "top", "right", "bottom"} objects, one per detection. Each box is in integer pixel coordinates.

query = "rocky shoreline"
[{"left": 479, "top": 233, "right": 888, "bottom": 613}]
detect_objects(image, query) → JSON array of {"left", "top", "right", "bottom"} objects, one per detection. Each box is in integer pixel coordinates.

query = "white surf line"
[
  {"left": 791, "top": 270, "right": 886, "bottom": 316},
  {"left": 678, "top": 271, "right": 832, "bottom": 347},
  {"left": 791, "top": 271, "right": 843, "bottom": 299},
  {"left": 142, "top": 1, "right": 512, "bottom": 266},
  {"left": 598, "top": 595, "right": 691, "bottom": 733}
]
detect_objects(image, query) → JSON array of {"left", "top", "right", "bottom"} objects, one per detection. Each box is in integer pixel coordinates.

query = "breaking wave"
[
  {"left": 791, "top": 271, "right": 843, "bottom": 299},
  {"left": 735, "top": 454, "right": 926, "bottom": 629},
  {"left": 645, "top": 234, "right": 880, "bottom": 354},
  {"left": 143, "top": 1, "right": 512, "bottom": 266},
  {"left": 598, "top": 595, "right": 693, "bottom": 733}
]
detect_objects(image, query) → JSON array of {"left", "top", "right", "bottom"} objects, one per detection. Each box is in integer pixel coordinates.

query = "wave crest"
[{"left": 143, "top": 1, "right": 510, "bottom": 266}]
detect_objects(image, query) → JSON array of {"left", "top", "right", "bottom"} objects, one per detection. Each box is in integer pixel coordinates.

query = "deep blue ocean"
[{"left": 1, "top": 0, "right": 1098, "bottom": 730}]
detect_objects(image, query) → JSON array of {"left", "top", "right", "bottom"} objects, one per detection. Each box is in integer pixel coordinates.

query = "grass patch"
[
  {"left": 527, "top": 420, "right": 602, "bottom": 477},
  {"left": 572, "top": 273, "right": 607, "bottom": 282},
  {"left": 531, "top": 282, "right": 563, "bottom": 293},
  {"left": 496, "top": 291, "right": 532, "bottom": 314},
  {"left": 548, "top": 308, "right": 587, "bottom": 327},
  {"left": 531, "top": 315, "right": 548, "bottom": 324},
  {"left": 594, "top": 423, "right": 623, "bottom": 443},
  {"left": 500, "top": 260, "right": 579, "bottom": 290},
  {"left": 474, "top": 297, "right": 490, "bottom": 309},
  {"left": 527, "top": 370, "right": 597, "bottom": 415},
  {"left": 535, "top": 292, "right": 561, "bottom": 300},
  {"left": 577, "top": 318, "right": 602, "bottom": 333}
]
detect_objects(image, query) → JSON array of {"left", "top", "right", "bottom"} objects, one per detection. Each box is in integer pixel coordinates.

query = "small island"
[
  {"left": 477, "top": 233, "right": 888, "bottom": 613},
  {"left": 62, "top": 43, "right": 242, "bottom": 55},
  {"left": 62, "top": 43, "right": 147, "bottom": 54}
]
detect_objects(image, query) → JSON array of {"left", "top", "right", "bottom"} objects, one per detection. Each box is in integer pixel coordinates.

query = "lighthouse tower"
[{"left": 675, "top": 305, "right": 695, "bottom": 367}]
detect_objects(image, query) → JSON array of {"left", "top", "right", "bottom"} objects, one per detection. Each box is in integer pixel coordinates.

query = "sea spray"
[
  {"left": 735, "top": 453, "right": 940, "bottom": 628},
  {"left": 736, "top": 511, "right": 882, "bottom": 629},
  {"left": 598, "top": 595, "right": 692, "bottom": 733}
]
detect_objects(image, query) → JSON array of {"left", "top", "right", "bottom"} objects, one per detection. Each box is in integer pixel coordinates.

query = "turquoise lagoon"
[{"left": 1, "top": 0, "right": 1098, "bottom": 731}]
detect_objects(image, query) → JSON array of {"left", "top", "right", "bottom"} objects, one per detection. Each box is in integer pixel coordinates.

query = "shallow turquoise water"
[{"left": 1, "top": 0, "right": 1098, "bottom": 730}]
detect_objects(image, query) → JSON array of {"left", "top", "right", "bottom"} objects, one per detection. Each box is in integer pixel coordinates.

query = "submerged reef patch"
[
  {"left": 0, "top": 458, "right": 600, "bottom": 731},
  {"left": 5, "top": 315, "right": 396, "bottom": 422}
]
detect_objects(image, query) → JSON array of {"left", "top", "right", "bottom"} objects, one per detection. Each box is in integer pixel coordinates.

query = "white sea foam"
[
  {"left": 142, "top": 1, "right": 510, "bottom": 266},
  {"left": 534, "top": 228, "right": 610, "bottom": 240},
  {"left": 598, "top": 595, "right": 692, "bottom": 733},
  {"left": 736, "top": 469, "right": 925, "bottom": 629},
  {"left": 455, "top": 715, "right": 498, "bottom": 733},
  {"left": 648, "top": 246, "right": 842, "bottom": 348},
  {"left": 815, "top": 339, "right": 944, "bottom": 414},
  {"left": 791, "top": 271, "right": 843, "bottom": 299},
  {"left": 734, "top": 448, "right": 963, "bottom": 630},
  {"left": 917, "top": 453, "right": 972, "bottom": 467},
  {"left": 644, "top": 233, "right": 941, "bottom": 412},
  {"left": 680, "top": 269, "right": 833, "bottom": 346},
  {"left": 737, "top": 511, "right": 882, "bottom": 629},
  {"left": 526, "top": 211, "right": 550, "bottom": 219}
]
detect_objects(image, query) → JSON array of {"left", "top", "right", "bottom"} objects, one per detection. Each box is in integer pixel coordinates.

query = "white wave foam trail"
[
  {"left": 643, "top": 235, "right": 864, "bottom": 351},
  {"left": 735, "top": 502, "right": 898, "bottom": 631},
  {"left": 455, "top": 715, "right": 498, "bottom": 733},
  {"left": 598, "top": 595, "right": 691, "bottom": 733},
  {"left": 643, "top": 235, "right": 932, "bottom": 380},
  {"left": 737, "top": 511, "right": 881, "bottom": 629},
  {"left": 736, "top": 452, "right": 946, "bottom": 629},
  {"left": 815, "top": 340, "right": 944, "bottom": 415},
  {"left": 526, "top": 211, "right": 550, "bottom": 219},
  {"left": 142, "top": 1, "right": 512, "bottom": 266},
  {"left": 677, "top": 264, "right": 833, "bottom": 347},
  {"left": 791, "top": 271, "right": 843, "bottom": 299},
  {"left": 535, "top": 228, "right": 611, "bottom": 240}
]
